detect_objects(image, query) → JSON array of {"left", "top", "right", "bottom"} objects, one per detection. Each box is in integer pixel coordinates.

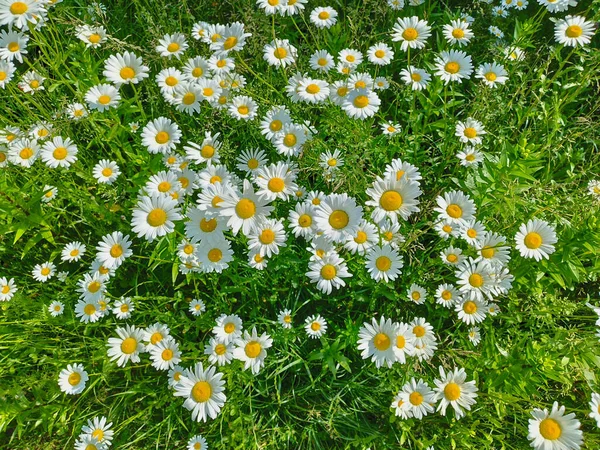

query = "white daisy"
[
  {"left": 131, "top": 195, "right": 182, "bottom": 242},
  {"left": 58, "top": 363, "right": 88, "bottom": 395},
  {"left": 554, "top": 15, "right": 594, "bottom": 47},
  {"left": 391, "top": 16, "right": 431, "bottom": 51},
  {"left": 141, "top": 117, "right": 181, "bottom": 154},
  {"left": 514, "top": 219, "right": 557, "bottom": 261},
  {"left": 314, "top": 193, "right": 363, "bottom": 243},
  {"left": 106, "top": 325, "right": 145, "bottom": 367},
  {"left": 365, "top": 245, "right": 403, "bottom": 282},
  {"left": 366, "top": 177, "right": 421, "bottom": 224},
  {"left": 103, "top": 51, "right": 149, "bottom": 86},
  {"left": 95, "top": 231, "right": 133, "bottom": 269},
  {"left": 93, "top": 159, "right": 120, "bottom": 184},
  {"left": 310, "top": 6, "right": 337, "bottom": 29},
  {"left": 305, "top": 314, "right": 328, "bottom": 339},
  {"left": 342, "top": 88, "right": 380, "bottom": 120},
  {"left": 213, "top": 314, "right": 243, "bottom": 345},
  {"left": 434, "top": 50, "right": 473, "bottom": 84},
  {"left": 48, "top": 300, "right": 65, "bottom": 316},
  {"left": 112, "top": 297, "right": 134, "bottom": 320},
  {"left": 277, "top": 309, "right": 293, "bottom": 329},
  {"left": 204, "top": 337, "right": 234, "bottom": 367},
  {"left": 85, "top": 84, "right": 120, "bottom": 112},
  {"left": 174, "top": 362, "right": 226, "bottom": 422},
  {"left": 61, "top": 241, "right": 86, "bottom": 262},
  {"left": 156, "top": 32, "right": 188, "bottom": 59},
  {"left": 357, "top": 316, "right": 397, "bottom": 368},
  {"left": 433, "top": 366, "right": 478, "bottom": 420},
  {"left": 306, "top": 253, "right": 352, "bottom": 294},
  {"left": 528, "top": 402, "right": 583, "bottom": 450},
  {"left": 233, "top": 327, "right": 273, "bottom": 374},
  {"left": 189, "top": 298, "right": 206, "bottom": 316},
  {"left": 218, "top": 179, "right": 274, "bottom": 236}
]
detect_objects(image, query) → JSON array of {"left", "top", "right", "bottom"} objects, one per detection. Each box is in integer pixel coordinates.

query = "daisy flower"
[
  {"left": 74, "top": 436, "right": 106, "bottom": 450},
  {"left": 589, "top": 392, "right": 600, "bottom": 427},
  {"left": 85, "top": 84, "right": 120, "bottom": 112},
  {"left": 365, "top": 245, "right": 404, "bottom": 282},
  {"left": 310, "top": 6, "right": 337, "bottom": 29},
  {"left": 443, "top": 19, "right": 474, "bottom": 47},
  {"left": 314, "top": 193, "right": 363, "bottom": 243},
  {"left": 8, "top": 138, "right": 39, "bottom": 167},
  {"left": 556, "top": 17, "right": 594, "bottom": 48},
  {"left": 213, "top": 314, "right": 243, "bottom": 344},
  {"left": 457, "top": 147, "right": 483, "bottom": 167},
  {"left": 204, "top": 337, "right": 234, "bottom": 367},
  {"left": 80, "top": 416, "right": 113, "bottom": 447},
  {"left": 309, "top": 49, "right": 335, "bottom": 73},
  {"left": 141, "top": 117, "right": 181, "bottom": 154},
  {"left": 297, "top": 77, "right": 330, "bottom": 104},
  {"left": 587, "top": 180, "right": 600, "bottom": 200},
  {"left": 197, "top": 237, "right": 233, "bottom": 273},
  {"left": 0, "top": 0, "right": 43, "bottom": 29},
  {"left": 218, "top": 179, "right": 274, "bottom": 236},
  {"left": 174, "top": 362, "right": 226, "bottom": 422},
  {"left": 233, "top": 327, "right": 273, "bottom": 374},
  {"left": 103, "top": 51, "right": 149, "bottom": 86},
  {"left": 189, "top": 298, "right": 206, "bottom": 316},
  {"left": 410, "top": 317, "right": 438, "bottom": 361},
  {"left": 74, "top": 299, "right": 102, "bottom": 323},
  {"left": 306, "top": 253, "right": 352, "bottom": 294},
  {"left": 393, "top": 322, "right": 416, "bottom": 364},
  {"left": 95, "top": 231, "right": 132, "bottom": 269},
  {"left": 156, "top": 32, "right": 188, "bottom": 59},
  {"left": 468, "top": 327, "right": 481, "bottom": 346},
  {"left": 156, "top": 67, "right": 183, "bottom": 93},
  {"left": 367, "top": 42, "right": 394, "bottom": 65},
  {"left": 184, "top": 207, "right": 227, "bottom": 243},
  {"left": 187, "top": 435, "right": 208, "bottom": 450},
  {"left": 456, "top": 258, "right": 496, "bottom": 301},
  {"left": 211, "top": 22, "right": 251, "bottom": 55},
  {"left": 408, "top": 284, "right": 427, "bottom": 304},
  {"left": 183, "top": 56, "right": 210, "bottom": 83},
  {"left": 150, "top": 337, "right": 181, "bottom": 371},
  {"left": 383, "top": 158, "right": 422, "bottom": 183},
  {"left": 382, "top": 122, "right": 401, "bottom": 136},
  {"left": 475, "top": 232, "right": 511, "bottom": 267},
  {"left": 366, "top": 177, "right": 421, "bottom": 223},
  {"left": 433, "top": 366, "right": 478, "bottom": 419},
  {"left": 357, "top": 316, "right": 397, "bottom": 368},
  {"left": 488, "top": 25, "right": 504, "bottom": 39},
  {"left": 263, "top": 39, "right": 296, "bottom": 67},
  {"left": 236, "top": 148, "right": 269, "bottom": 175},
  {"left": 76, "top": 24, "right": 107, "bottom": 47},
  {"left": 58, "top": 363, "right": 88, "bottom": 395},
  {"left": 435, "top": 190, "right": 477, "bottom": 224},
  {"left": 260, "top": 106, "right": 291, "bottom": 141},
  {"left": 288, "top": 202, "right": 317, "bottom": 238},
  {"left": 391, "top": 16, "right": 431, "bottom": 51},
  {"left": 40, "top": 136, "right": 78, "bottom": 169},
  {"left": 254, "top": 161, "right": 298, "bottom": 201},
  {"left": 106, "top": 325, "right": 145, "bottom": 367},
  {"left": 434, "top": 50, "right": 473, "bottom": 84},
  {"left": 305, "top": 314, "right": 328, "bottom": 339},
  {"left": 48, "top": 300, "right": 65, "bottom": 316},
  {"left": 0, "top": 60, "right": 15, "bottom": 88},
  {"left": 344, "top": 220, "right": 378, "bottom": 255},
  {"left": 32, "top": 261, "right": 55, "bottom": 282},
  {"left": 277, "top": 309, "right": 293, "bottom": 329},
  {"left": 459, "top": 220, "right": 486, "bottom": 246},
  {"left": 456, "top": 296, "right": 488, "bottom": 325},
  {"left": 319, "top": 149, "right": 344, "bottom": 174},
  {"left": 342, "top": 88, "right": 381, "bottom": 120},
  {"left": 65, "top": 102, "right": 88, "bottom": 120},
  {"left": 541, "top": 0, "right": 577, "bottom": 13},
  {"left": 374, "top": 77, "right": 389, "bottom": 90},
  {"left": 0, "top": 29, "right": 28, "bottom": 62},
  {"left": 131, "top": 195, "right": 182, "bottom": 242},
  {"left": 247, "top": 218, "right": 287, "bottom": 258},
  {"left": 528, "top": 402, "right": 583, "bottom": 450},
  {"left": 93, "top": 159, "right": 120, "bottom": 184},
  {"left": 273, "top": 123, "right": 307, "bottom": 156},
  {"left": 399, "top": 378, "right": 436, "bottom": 419},
  {"left": 0, "top": 277, "right": 17, "bottom": 301},
  {"left": 112, "top": 297, "right": 134, "bottom": 320},
  {"left": 514, "top": 219, "right": 557, "bottom": 261},
  {"left": 184, "top": 132, "right": 221, "bottom": 167},
  {"left": 435, "top": 283, "right": 461, "bottom": 308},
  {"left": 455, "top": 118, "right": 486, "bottom": 145},
  {"left": 229, "top": 95, "right": 258, "bottom": 121},
  {"left": 61, "top": 241, "right": 86, "bottom": 262}
]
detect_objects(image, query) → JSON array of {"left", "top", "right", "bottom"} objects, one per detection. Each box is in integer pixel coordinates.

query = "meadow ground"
[{"left": 1, "top": 0, "right": 600, "bottom": 449}]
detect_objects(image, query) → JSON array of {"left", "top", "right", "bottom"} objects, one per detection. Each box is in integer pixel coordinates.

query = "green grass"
[{"left": 1, "top": 0, "right": 600, "bottom": 449}]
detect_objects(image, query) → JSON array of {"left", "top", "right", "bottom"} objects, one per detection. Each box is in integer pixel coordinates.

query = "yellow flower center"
[
  {"left": 463, "top": 300, "right": 478, "bottom": 314},
  {"left": 245, "top": 341, "right": 262, "bottom": 358},
  {"left": 376, "top": 256, "right": 392, "bottom": 272},
  {"left": 183, "top": 244, "right": 194, "bottom": 255},
  {"left": 191, "top": 381, "right": 212, "bottom": 402},
  {"left": 10, "top": 2, "right": 28, "bottom": 14},
  {"left": 373, "top": 333, "right": 391, "bottom": 351},
  {"left": 283, "top": 133, "right": 297, "bottom": 147},
  {"left": 120, "top": 304, "right": 129, "bottom": 312},
  {"left": 266, "top": 177, "right": 285, "bottom": 193},
  {"left": 481, "top": 246, "right": 495, "bottom": 259},
  {"left": 68, "top": 372, "right": 81, "bottom": 386},
  {"left": 413, "top": 325, "right": 426, "bottom": 337},
  {"left": 311, "top": 322, "right": 321, "bottom": 331},
  {"left": 467, "top": 228, "right": 477, "bottom": 239},
  {"left": 259, "top": 229, "right": 275, "bottom": 244},
  {"left": 402, "top": 28, "right": 418, "bottom": 41},
  {"left": 374, "top": 49, "right": 385, "bottom": 58},
  {"left": 539, "top": 418, "right": 562, "bottom": 440},
  {"left": 274, "top": 47, "right": 287, "bottom": 59},
  {"left": 446, "top": 204, "right": 463, "bottom": 219},
  {"left": 1, "top": 285, "right": 9, "bottom": 294},
  {"left": 412, "top": 291, "right": 421, "bottom": 301},
  {"left": 109, "top": 244, "right": 123, "bottom": 258},
  {"left": 353, "top": 95, "right": 369, "bottom": 108},
  {"left": 157, "top": 181, "right": 171, "bottom": 193},
  {"left": 150, "top": 332, "right": 163, "bottom": 345},
  {"left": 441, "top": 290, "right": 452, "bottom": 300},
  {"left": 380, "top": 190, "right": 403, "bottom": 211},
  {"left": 223, "top": 36, "right": 238, "bottom": 50},
  {"left": 40, "top": 267, "right": 51, "bottom": 276},
  {"left": 85, "top": 445, "right": 97, "bottom": 450},
  {"left": 215, "top": 343, "right": 227, "bottom": 355},
  {"left": 209, "top": 175, "right": 222, "bottom": 184},
  {"left": 306, "top": 83, "right": 320, "bottom": 94},
  {"left": 161, "top": 349, "right": 174, "bottom": 361},
  {"left": 464, "top": 127, "right": 477, "bottom": 139},
  {"left": 236, "top": 198, "right": 256, "bottom": 219},
  {"left": 283, "top": 315, "right": 292, "bottom": 323},
  {"left": 237, "top": 105, "right": 249, "bottom": 115},
  {"left": 167, "top": 42, "right": 180, "bottom": 53},
  {"left": 355, "top": 80, "right": 366, "bottom": 89},
  {"left": 98, "top": 95, "right": 111, "bottom": 105},
  {"left": 211, "top": 195, "right": 223, "bottom": 208},
  {"left": 354, "top": 231, "right": 367, "bottom": 244},
  {"left": 224, "top": 322, "right": 235, "bottom": 334},
  {"left": 19, "top": 147, "right": 33, "bottom": 159},
  {"left": 320, "top": 264, "right": 337, "bottom": 280},
  {"left": 445, "top": 62, "right": 460, "bottom": 74},
  {"left": 182, "top": 93, "right": 196, "bottom": 105},
  {"left": 51, "top": 147, "right": 67, "bottom": 160},
  {"left": 565, "top": 25, "right": 583, "bottom": 38},
  {"left": 329, "top": 210, "right": 349, "bottom": 229},
  {"left": 396, "top": 335, "right": 405, "bottom": 349},
  {"left": 121, "top": 337, "right": 137, "bottom": 354},
  {"left": 199, "top": 218, "right": 217, "bottom": 233},
  {"left": 8, "top": 42, "right": 19, "bottom": 52},
  {"left": 120, "top": 67, "right": 135, "bottom": 79},
  {"left": 524, "top": 232, "right": 543, "bottom": 249},
  {"left": 147, "top": 208, "right": 167, "bottom": 227},
  {"left": 155, "top": 131, "right": 170, "bottom": 144},
  {"left": 0, "top": 72, "right": 5, "bottom": 81},
  {"left": 102, "top": 167, "right": 113, "bottom": 177},
  {"left": 87, "top": 281, "right": 101, "bottom": 293},
  {"left": 444, "top": 382, "right": 461, "bottom": 401},
  {"left": 337, "top": 86, "right": 349, "bottom": 97},
  {"left": 452, "top": 28, "right": 465, "bottom": 39},
  {"left": 91, "top": 429, "right": 104, "bottom": 441},
  {"left": 165, "top": 76, "right": 178, "bottom": 87},
  {"left": 207, "top": 248, "right": 222, "bottom": 262},
  {"left": 317, "top": 58, "right": 328, "bottom": 66},
  {"left": 88, "top": 33, "right": 101, "bottom": 44},
  {"left": 318, "top": 11, "right": 330, "bottom": 20},
  {"left": 409, "top": 391, "right": 424, "bottom": 405},
  {"left": 484, "top": 72, "right": 497, "bottom": 82},
  {"left": 191, "top": 67, "right": 203, "bottom": 78}
]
